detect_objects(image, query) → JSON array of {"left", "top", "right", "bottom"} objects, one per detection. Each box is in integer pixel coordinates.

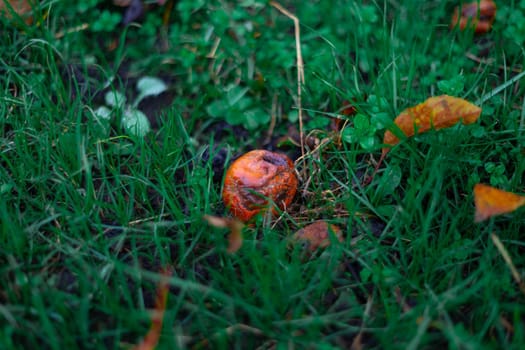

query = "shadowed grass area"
[{"left": 1, "top": 0, "right": 525, "bottom": 349}]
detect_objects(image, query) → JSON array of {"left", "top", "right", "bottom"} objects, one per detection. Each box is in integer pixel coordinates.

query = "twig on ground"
[{"left": 465, "top": 52, "right": 522, "bottom": 73}]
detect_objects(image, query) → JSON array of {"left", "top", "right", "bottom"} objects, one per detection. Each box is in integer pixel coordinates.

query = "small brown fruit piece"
[
  {"left": 222, "top": 150, "right": 298, "bottom": 222},
  {"left": 293, "top": 221, "right": 343, "bottom": 251},
  {"left": 451, "top": 0, "right": 497, "bottom": 34},
  {"left": 0, "top": 0, "right": 34, "bottom": 24}
]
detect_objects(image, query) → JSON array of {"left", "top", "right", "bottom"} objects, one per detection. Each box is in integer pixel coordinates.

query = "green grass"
[{"left": 1, "top": 0, "right": 525, "bottom": 349}]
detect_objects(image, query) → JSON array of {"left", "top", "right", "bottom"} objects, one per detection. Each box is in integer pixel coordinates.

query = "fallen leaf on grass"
[
  {"left": 204, "top": 215, "right": 245, "bottom": 253},
  {"left": 383, "top": 95, "right": 481, "bottom": 155},
  {"left": 473, "top": 183, "right": 525, "bottom": 222},
  {"left": 292, "top": 221, "right": 343, "bottom": 251},
  {"left": 132, "top": 267, "right": 172, "bottom": 350}
]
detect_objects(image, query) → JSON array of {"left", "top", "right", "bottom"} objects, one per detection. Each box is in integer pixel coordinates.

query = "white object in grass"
[
  {"left": 122, "top": 109, "right": 151, "bottom": 137},
  {"left": 134, "top": 76, "right": 168, "bottom": 107}
]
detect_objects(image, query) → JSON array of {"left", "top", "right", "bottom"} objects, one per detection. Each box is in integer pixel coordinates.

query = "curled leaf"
[
  {"left": 292, "top": 221, "right": 343, "bottom": 251},
  {"left": 473, "top": 183, "right": 525, "bottom": 222},
  {"left": 383, "top": 95, "right": 481, "bottom": 155},
  {"left": 204, "top": 215, "right": 245, "bottom": 253}
]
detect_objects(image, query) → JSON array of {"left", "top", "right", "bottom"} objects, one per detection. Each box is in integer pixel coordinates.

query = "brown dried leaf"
[
  {"left": 331, "top": 99, "right": 357, "bottom": 132},
  {"left": 204, "top": 215, "right": 245, "bottom": 253},
  {"left": 383, "top": 95, "right": 481, "bottom": 155},
  {"left": 474, "top": 184, "right": 525, "bottom": 222},
  {"left": 132, "top": 267, "right": 172, "bottom": 350},
  {"left": 293, "top": 221, "right": 343, "bottom": 251}
]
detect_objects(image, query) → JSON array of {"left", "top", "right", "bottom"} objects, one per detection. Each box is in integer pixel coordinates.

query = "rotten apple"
[{"left": 222, "top": 150, "right": 298, "bottom": 222}]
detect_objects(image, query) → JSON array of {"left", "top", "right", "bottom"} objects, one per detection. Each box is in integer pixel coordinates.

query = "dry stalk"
[
  {"left": 264, "top": 92, "right": 279, "bottom": 145},
  {"left": 269, "top": 1, "right": 305, "bottom": 163},
  {"left": 54, "top": 23, "right": 89, "bottom": 39},
  {"left": 491, "top": 233, "right": 525, "bottom": 296}
]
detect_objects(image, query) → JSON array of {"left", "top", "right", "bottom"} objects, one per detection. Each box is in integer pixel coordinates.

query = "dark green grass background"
[{"left": 1, "top": 0, "right": 524, "bottom": 348}]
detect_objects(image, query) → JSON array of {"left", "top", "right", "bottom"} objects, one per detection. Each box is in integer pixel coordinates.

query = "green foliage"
[
  {"left": 496, "top": 0, "right": 525, "bottom": 57},
  {"left": 75, "top": 0, "right": 101, "bottom": 13},
  {"left": 91, "top": 10, "right": 122, "bottom": 32},
  {"left": 206, "top": 84, "right": 269, "bottom": 130},
  {"left": 341, "top": 95, "right": 391, "bottom": 151},
  {"left": 342, "top": 113, "right": 377, "bottom": 150},
  {"left": 1, "top": 1, "right": 525, "bottom": 349},
  {"left": 485, "top": 161, "right": 509, "bottom": 187},
  {"left": 437, "top": 75, "right": 465, "bottom": 95}
]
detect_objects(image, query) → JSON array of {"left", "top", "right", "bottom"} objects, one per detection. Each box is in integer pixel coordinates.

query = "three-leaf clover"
[
  {"left": 342, "top": 113, "right": 377, "bottom": 150},
  {"left": 206, "top": 84, "right": 270, "bottom": 130}
]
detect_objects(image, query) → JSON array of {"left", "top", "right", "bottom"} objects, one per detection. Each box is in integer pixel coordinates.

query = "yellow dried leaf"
[
  {"left": 473, "top": 183, "right": 525, "bottom": 222},
  {"left": 383, "top": 95, "right": 481, "bottom": 155}
]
